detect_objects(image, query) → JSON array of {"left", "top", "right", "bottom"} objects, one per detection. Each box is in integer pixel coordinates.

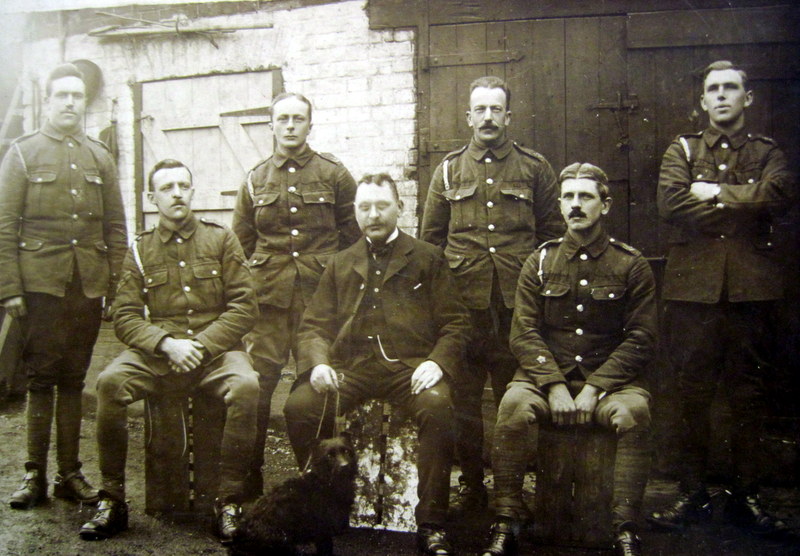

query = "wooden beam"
[
  {"left": 368, "top": 0, "right": 793, "bottom": 29},
  {"left": 627, "top": 5, "right": 800, "bottom": 49}
]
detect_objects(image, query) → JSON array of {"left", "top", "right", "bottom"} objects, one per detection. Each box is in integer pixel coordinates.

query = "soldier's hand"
[
  {"left": 574, "top": 384, "right": 602, "bottom": 425},
  {"left": 689, "top": 181, "right": 720, "bottom": 202},
  {"left": 310, "top": 364, "right": 339, "bottom": 393},
  {"left": 411, "top": 360, "right": 443, "bottom": 395},
  {"left": 547, "top": 383, "right": 577, "bottom": 426},
  {"left": 158, "top": 337, "right": 204, "bottom": 373},
  {"left": 2, "top": 296, "right": 26, "bottom": 319}
]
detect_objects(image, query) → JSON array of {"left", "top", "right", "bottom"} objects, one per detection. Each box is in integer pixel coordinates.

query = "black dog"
[{"left": 230, "top": 436, "right": 357, "bottom": 556}]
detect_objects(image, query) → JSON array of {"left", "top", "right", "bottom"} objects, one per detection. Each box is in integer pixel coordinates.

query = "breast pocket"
[
  {"left": 442, "top": 183, "right": 479, "bottom": 231},
  {"left": 300, "top": 187, "right": 336, "bottom": 231},
  {"left": 499, "top": 183, "right": 534, "bottom": 226},
  {"left": 142, "top": 267, "right": 169, "bottom": 309},
  {"left": 541, "top": 282, "right": 571, "bottom": 327},
  {"left": 26, "top": 170, "right": 57, "bottom": 217},
  {"left": 587, "top": 285, "right": 627, "bottom": 332},
  {"left": 84, "top": 173, "right": 105, "bottom": 217},
  {"left": 192, "top": 261, "right": 224, "bottom": 304}
]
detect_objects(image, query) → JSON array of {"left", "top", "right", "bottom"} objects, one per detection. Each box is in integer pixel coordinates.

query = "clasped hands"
[
  {"left": 547, "top": 382, "right": 603, "bottom": 426},
  {"left": 310, "top": 360, "right": 443, "bottom": 395},
  {"left": 158, "top": 336, "right": 206, "bottom": 374}
]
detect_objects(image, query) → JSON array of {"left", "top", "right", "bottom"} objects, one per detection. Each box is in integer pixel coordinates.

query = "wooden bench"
[
  {"left": 532, "top": 425, "right": 617, "bottom": 548},
  {"left": 346, "top": 400, "right": 419, "bottom": 532},
  {"left": 143, "top": 389, "right": 226, "bottom": 521}
]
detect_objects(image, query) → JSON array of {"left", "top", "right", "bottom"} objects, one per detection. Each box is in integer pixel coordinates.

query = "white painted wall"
[{"left": 17, "top": 0, "right": 418, "bottom": 235}]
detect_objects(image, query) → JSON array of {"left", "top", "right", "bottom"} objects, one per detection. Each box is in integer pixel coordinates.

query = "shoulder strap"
[
  {"left": 443, "top": 158, "right": 451, "bottom": 191},
  {"left": 537, "top": 247, "right": 548, "bottom": 284},
  {"left": 131, "top": 238, "right": 145, "bottom": 276},
  {"left": 679, "top": 136, "right": 691, "bottom": 163}
]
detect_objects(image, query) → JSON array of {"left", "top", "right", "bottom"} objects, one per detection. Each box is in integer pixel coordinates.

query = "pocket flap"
[
  {"left": 143, "top": 269, "right": 168, "bottom": 288},
  {"left": 18, "top": 238, "right": 44, "bottom": 251},
  {"left": 500, "top": 186, "right": 532, "bottom": 202},
  {"left": 249, "top": 253, "right": 271, "bottom": 267},
  {"left": 29, "top": 171, "right": 56, "bottom": 184},
  {"left": 193, "top": 262, "right": 223, "bottom": 279},
  {"left": 302, "top": 190, "right": 335, "bottom": 204},
  {"left": 445, "top": 252, "right": 466, "bottom": 269},
  {"left": 94, "top": 241, "right": 108, "bottom": 252},
  {"left": 541, "top": 283, "right": 570, "bottom": 297},
  {"left": 443, "top": 183, "right": 478, "bottom": 202},
  {"left": 253, "top": 191, "right": 280, "bottom": 207},
  {"left": 85, "top": 174, "right": 104, "bottom": 185},
  {"left": 590, "top": 285, "right": 626, "bottom": 300}
]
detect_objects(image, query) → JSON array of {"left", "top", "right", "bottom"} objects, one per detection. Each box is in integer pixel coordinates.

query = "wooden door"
[
  {"left": 137, "top": 70, "right": 280, "bottom": 229},
  {"left": 421, "top": 17, "right": 632, "bottom": 242}
]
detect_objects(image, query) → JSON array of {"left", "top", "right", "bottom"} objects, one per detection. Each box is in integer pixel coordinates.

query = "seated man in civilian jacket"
[{"left": 284, "top": 173, "right": 471, "bottom": 556}]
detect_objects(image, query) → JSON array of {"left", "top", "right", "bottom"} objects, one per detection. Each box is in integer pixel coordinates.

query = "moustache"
[
  {"left": 480, "top": 124, "right": 498, "bottom": 131},
  {"left": 568, "top": 208, "right": 586, "bottom": 218}
]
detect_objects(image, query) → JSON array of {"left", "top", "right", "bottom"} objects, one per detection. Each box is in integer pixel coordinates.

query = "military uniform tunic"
[
  {"left": 420, "top": 136, "right": 564, "bottom": 492},
  {"left": 97, "top": 214, "right": 259, "bottom": 501},
  {"left": 657, "top": 126, "right": 797, "bottom": 494},
  {"left": 0, "top": 121, "right": 127, "bottom": 301}
]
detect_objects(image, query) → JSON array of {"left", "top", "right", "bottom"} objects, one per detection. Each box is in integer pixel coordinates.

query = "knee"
[
  {"left": 495, "top": 390, "right": 538, "bottom": 430},
  {"left": 606, "top": 403, "right": 651, "bottom": 434},
  {"left": 283, "top": 383, "right": 320, "bottom": 424},
  {"left": 96, "top": 369, "right": 132, "bottom": 405},
  {"left": 417, "top": 386, "right": 453, "bottom": 417}
]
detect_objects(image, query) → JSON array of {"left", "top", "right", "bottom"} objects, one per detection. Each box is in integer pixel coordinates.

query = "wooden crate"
[
  {"left": 144, "top": 390, "right": 226, "bottom": 520},
  {"left": 533, "top": 426, "right": 616, "bottom": 548}
]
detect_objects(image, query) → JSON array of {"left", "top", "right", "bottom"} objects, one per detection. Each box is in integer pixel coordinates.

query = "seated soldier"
[
  {"left": 481, "top": 163, "right": 657, "bottom": 556},
  {"left": 284, "top": 173, "right": 471, "bottom": 556},
  {"left": 79, "top": 159, "right": 259, "bottom": 546}
]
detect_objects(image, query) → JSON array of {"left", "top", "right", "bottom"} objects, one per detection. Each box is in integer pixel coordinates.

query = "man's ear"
[
  {"left": 744, "top": 89, "right": 754, "bottom": 108},
  {"left": 146, "top": 192, "right": 155, "bottom": 206},
  {"left": 602, "top": 197, "right": 612, "bottom": 215},
  {"left": 465, "top": 110, "right": 473, "bottom": 128}
]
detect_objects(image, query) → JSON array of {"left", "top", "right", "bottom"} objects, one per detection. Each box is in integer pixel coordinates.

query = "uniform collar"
[
  {"left": 41, "top": 120, "right": 86, "bottom": 144},
  {"left": 272, "top": 143, "right": 314, "bottom": 169},
  {"left": 467, "top": 137, "right": 513, "bottom": 161},
  {"left": 365, "top": 227, "right": 400, "bottom": 248},
  {"left": 561, "top": 228, "right": 610, "bottom": 260},
  {"left": 156, "top": 212, "right": 198, "bottom": 243},
  {"left": 703, "top": 126, "right": 748, "bottom": 150}
]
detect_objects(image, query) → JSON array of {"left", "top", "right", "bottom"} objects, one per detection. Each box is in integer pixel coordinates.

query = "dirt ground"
[{"left": 1, "top": 324, "right": 799, "bottom": 555}]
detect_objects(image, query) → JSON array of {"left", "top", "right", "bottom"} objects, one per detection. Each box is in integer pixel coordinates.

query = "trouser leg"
[
  {"left": 249, "top": 362, "right": 281, "bottom": 484},
  {"left": 667, "top": 301, "right": 724, "bottom": 494},
  {"left": 199, "top": 351, "right": 260, "bottom": 502},
  {"left": 724, "top": 301, "right": 775, "bottom": 495},
  {"left": 595, "top": 387, "right": 653, "bottom": 529},
  {"left": 26, "top": 387, "right": 55, "bottom": 471},
  {"left": 95, "top": 351, "right": 158, "bottom": 501},
  {"left": 491, "top": 382, "right": 548, "bottom": 521}
]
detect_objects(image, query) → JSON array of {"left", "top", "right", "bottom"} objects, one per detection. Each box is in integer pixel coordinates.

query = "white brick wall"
[{"left": 19, "top": 0, "right": 418, "bottom": 235}]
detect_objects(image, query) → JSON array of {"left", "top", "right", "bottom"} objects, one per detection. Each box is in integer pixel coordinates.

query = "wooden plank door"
[
  {"left": 138, "top": 70, "right": 279, "bottom": 229},
  {"left": 420, "top": 16, "right": 631, "bottom": 242}
]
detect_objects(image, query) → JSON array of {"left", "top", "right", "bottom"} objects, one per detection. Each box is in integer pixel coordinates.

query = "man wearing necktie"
[
  {"left": 284, "top": 174, "right": 471, "bottom": 555},
  {"left": 648, "top": 60, "right": 796, "bottom": 538}
]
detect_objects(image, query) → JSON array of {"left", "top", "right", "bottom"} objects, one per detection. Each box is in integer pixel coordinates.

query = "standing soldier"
[
  {"left": 420, "top": 76, "right": 563, "bottom": 510},
  {"left": 648, "top": 60, "right": 796, "bottom": 537},
  {"left": 232, "top": 92, "right": 360, "bottom": 496},
  {"left": 0, "top": 63, "right": 128, "bottom": 509}
]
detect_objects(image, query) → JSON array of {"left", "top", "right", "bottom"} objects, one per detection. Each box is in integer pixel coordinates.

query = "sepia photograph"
[{"left": 0, "top": 0, "right": 798, "bottom": 554}]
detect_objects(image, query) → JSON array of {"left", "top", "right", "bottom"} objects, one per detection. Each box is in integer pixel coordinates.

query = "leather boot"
[
  {"left": 614, "top": 529, "right": 642, "bottom": 556},
  {"left": 79, "top": 493, "right": 129, "bottom": 540},
  {"left": 54, "top": 468, "right": 100, "bottom": 504},
  {"left": 9, "top": 462, "right": 47, "bottom": 510},
  {"left": 724, "top": 493, "right": 791, "bottom": 538},
  {"left": 214, "top": 499, "right": 242, "bottom": 546},
  {"left": 646, "top": 490, "right": 712, "bottom": 530},
  {"left": 481, "top": 520, "right": 518, "bottom": 556}
]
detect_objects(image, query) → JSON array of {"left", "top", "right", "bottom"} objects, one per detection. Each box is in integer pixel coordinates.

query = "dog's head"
[{"left": 309, "top": 436, "right": 357, "bottom": 483}]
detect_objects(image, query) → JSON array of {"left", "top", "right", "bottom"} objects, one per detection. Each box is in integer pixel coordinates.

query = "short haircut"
[
  {"left": 559, "top": 162, "right": 611, "bottom": 201},
  {"left": 469, "top": 76, "right": 511, "bottom": 109},
  {"left": 271, "top": 92, "right": 313, "bottom": 121},
  {"left": 147, "top": 159, "right": 193, "bottom": 191},
  {"left": 702, "top": 60, "right": 748, "bottom": 90},
  {"left": 357, "top": 173, "right": 400, "bottom": 202},
  {"left": 46, "top": 63, "right": 85, "bottom": 97}
]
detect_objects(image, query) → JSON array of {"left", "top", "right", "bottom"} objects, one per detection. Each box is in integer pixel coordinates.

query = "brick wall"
[{"left": 19, "top": 0, "right": 418, "bottom": 235}]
